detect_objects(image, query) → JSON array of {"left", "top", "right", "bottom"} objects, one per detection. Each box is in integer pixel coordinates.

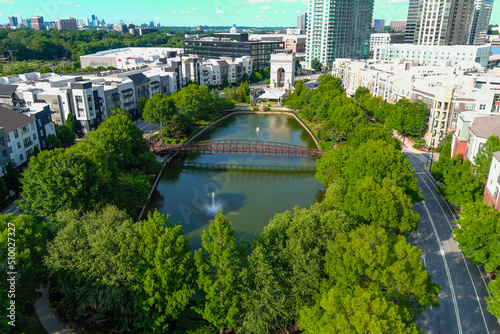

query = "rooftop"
[
  {"left": 0, "top": 105, "right": 34, "bottom": 133},
  {"left": 470, "top": 115, "right": 500, "bottom": 139}
]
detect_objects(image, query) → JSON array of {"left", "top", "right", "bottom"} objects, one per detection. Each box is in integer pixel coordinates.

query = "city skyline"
[{"left": 2, "top": 0, "right": 498, "bottom": 27}]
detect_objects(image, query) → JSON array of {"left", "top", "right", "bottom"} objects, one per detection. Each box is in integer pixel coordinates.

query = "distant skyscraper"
[
  {"left": 91, "top": 14, "right": 96, "bottom": 26},
  {"left": 371, "top": 19, "right": 385, "bottom": 31},
  {"left": 390, "top": 19, "right": 407, "bottom": 33},
  {"left": 305, "top": 0, "right": 374, "bottom": 67},
  {"left": 468, "top": 0, "right": 494, "bottom": 45},
  {"left": 297, "top": 12, "right": 307, "bottom": 31},
  {"left": 150, "top": 21, "right": 154, "bottom": 27},
  {"left": 57, "top": 17, "right": 78, "bottom": 31},
  {"left": 31, "top": 16, "right": 43, "bottom": 30},
  {"left": 22, "top": 18, "right": 31, "bottom": 28},
  {"left": 8, "top": 16, "right": 18, "bottom": 27},
  {"left": 405, "top": 0, "right": 474, "bottom": 45}
]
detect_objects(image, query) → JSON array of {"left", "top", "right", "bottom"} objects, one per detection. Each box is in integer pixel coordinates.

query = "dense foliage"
[
  {"left": 18, "top": 114, "right": 162, "bottom": 219},
  {"left": 0, "top": 214, "right": 52, "bottom": 332},
  {"left": 0, "top": 28, "right": 184, "bottom": 63}
]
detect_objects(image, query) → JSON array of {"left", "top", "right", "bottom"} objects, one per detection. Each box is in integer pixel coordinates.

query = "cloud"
[
  {"left": 256, "top": 15, "right": 261, "bottom": 18},
  {"left": 282, "top": 11, "right": 287, "bottom": 13},
  {"left": 172, "top": 10, "right": 176, "bottom": 13},
  {"left": 74, "top": 4, "right": 80, "bottom": 7},
  {"left": 192, "top": 7, "right": 198, "bottom": 10},
  {"left": 155, "top": 17, "right": 160, "bottom": 20},
  {"left": 215, "top": 8, "right": 223, "bottom": 14},
  {"left": 274, "top": 10, "right": 277, "bottom": 13},
  {"left": 55, "top": 1, "right": 73, "bottom": 4},
  {"left": 0, "top": 0, "right": 15, "bottom": 4},
  {"left": 35, "top": 8, "right": 39, "bottom": 11},
  {"left": 236, "top": 11, "right": 242, "bottom": 13},
  {"left": 261, "top": 5, "right": 271, "bottom": 10},
  {"left": 0, "top": 11, "right": 2, "bottom": 16}
]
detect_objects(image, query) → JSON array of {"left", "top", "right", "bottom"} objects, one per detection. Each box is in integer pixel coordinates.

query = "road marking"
[
  {"left": 422, "top": 201, "right": 463, "bottom": 334},
  {"left": 418, "top": 171, "right": 491, "bottom": 333},
  {"left": 421, "top": 171, "right": 460, "bottom": 220}
]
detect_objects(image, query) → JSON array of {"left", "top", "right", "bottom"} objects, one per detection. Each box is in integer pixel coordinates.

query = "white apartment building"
[
  {"left": 373, "top": 44, "right": 491, "bottom": 67},
  {"left": 332, "top": 58, "right": 500, "bottom": 146},
  {"left": 485, "top": 152, "right": 500, "bottom": 210},
  {"left": 0, "top": 106, "right": 41, "bottom": 172},
  {"left": 369, "top": 33, "right": 404, "bottom": 52}
]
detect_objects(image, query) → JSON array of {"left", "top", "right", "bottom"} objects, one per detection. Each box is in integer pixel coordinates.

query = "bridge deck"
[{"left": 155, "top": 139, "right": 324, "bottom": 159}]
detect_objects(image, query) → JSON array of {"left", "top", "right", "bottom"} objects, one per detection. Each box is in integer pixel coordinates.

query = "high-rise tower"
[
  {"left": 405, "top": 0, "right": 475, "bottom": 45},
  {"left": 468, "top": 0, "right": 494, "bottom": 45},
  {"left": 305, "top": 0, "right": 374, "bottom": 68}
]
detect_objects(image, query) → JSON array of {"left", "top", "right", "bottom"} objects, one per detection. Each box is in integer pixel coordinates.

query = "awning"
[{"left": 257, "top": 88, "right": 286, "bottom": 100}]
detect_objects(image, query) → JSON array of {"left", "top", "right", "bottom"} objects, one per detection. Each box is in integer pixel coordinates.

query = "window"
[
  {"left": 17, "top": 142, "right": 21, "bottom": 149},
  {"left": 33, "top": 133, "right": 37, "bottom": 140},
  {"left": 479, "top": 104, "right": 486, "bottom": 110},
  {"left": 495, "top": 187, "right": 499, "bottom": 200},
  {"left": 19, "top": 153, "right": 24, "bottom": 161},
  {"left": 465, "top": 103, "right": 473, "bottom": 109},
  {"left": 453, "top": 112, "right": 457, "bottom": 119},
  {"left": 13, "top": 129, "right": 19, "bottom": 139},
  {"left": 1, "top": 150, "right": 7, "bottom": 158},
  {"left": 30, "top": 122, "right": 35, "bottom": 131}
]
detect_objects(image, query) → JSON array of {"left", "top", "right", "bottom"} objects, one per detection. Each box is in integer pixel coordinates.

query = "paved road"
[
  {"left": 134, "top": 119, "right": 159, "bottom": 134},
  {"left": 2, "top": 200, "right": 20, "bottom": 216},
  {"left": 404, "top": 151, "right": 500, "bottom": 334}
]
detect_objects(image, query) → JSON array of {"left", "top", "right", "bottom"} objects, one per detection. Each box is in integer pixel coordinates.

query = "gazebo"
[{"left": 257, "top": 88, "right": 287, "bottom": 104}]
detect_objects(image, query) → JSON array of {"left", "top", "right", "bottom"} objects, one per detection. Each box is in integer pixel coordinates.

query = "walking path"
[{"left": 35, "top": 286, "right": 70, "bottom": 334}]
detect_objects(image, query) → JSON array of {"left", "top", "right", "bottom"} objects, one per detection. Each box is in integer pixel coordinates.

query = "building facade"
[
  {"left": 391, "top": 19, "right": 407, "bottom": 33},
  {"left": 373, "top": 44, "right": 491, "bottom": 67},
  {"left": 184, "top": 34, "right": 283, "bottom": 71},
  {"left": 8, "top": 16, "right": 18, "bottom": 27},
  {"left": 31, "top": 16, "right": 43, "bottom": 30},
  {"left": 369, "top": 33, "right": 405, "bottom": 52},
  {"left": 405, "top": 0, "right": 475, "bottom": 46},
  {"left": 332, "top": 58, "right": 500, "bottom": 146},
  {"left": 297, "top": 12, "right": 307, "bottom": 31},
  {"left": 468, "top": 0, "right": 494, "bottom": 45},
  {"left": 57, "top": 18, "right": 78, "bottom": 31},
  {"left": 305, "top": 0, "right": 374, "bottom": 68},
  {"left": 484, "top": 152, "right": 500, "bottom": 210}
]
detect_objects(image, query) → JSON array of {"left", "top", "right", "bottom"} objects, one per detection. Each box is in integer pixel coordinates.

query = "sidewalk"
[{"left": 35, "top": 286, "right": 70, "bottom": 334}]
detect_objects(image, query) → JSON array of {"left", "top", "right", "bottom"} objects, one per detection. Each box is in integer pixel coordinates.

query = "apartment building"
[
  {"left": 332, "top": 58, "right": 499, "bottom": 146},
  {"left": 469, "top": 0, "right": 494, "bottom": 45},
  {"left": 373, "top": 44, "right": 491, "bottom": 67},
  {"left": 305, "top": 0, "right": 374, "bottom": 68},
  {"left": 369, "top": 33, "right": 405, "bottom": 52},
  {"left": 0, "top": 106, "right": 42, "bottom": 174}
]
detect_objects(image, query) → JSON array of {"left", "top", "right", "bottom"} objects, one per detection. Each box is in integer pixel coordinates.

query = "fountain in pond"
[
  {"left": 256, "top": 127, "right": 260, "bottom": 132},
  {"left": 206, "top": 192, "right": 222, "bottom": 215}
]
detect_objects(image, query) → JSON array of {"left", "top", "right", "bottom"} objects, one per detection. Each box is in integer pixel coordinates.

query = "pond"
[{"left": 150, "top": 113, "right": 324, "bottom": 248}]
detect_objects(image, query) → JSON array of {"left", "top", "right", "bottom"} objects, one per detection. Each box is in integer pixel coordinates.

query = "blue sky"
[{"left": 1, "top": 0, "right": 499, "bottom": 27}]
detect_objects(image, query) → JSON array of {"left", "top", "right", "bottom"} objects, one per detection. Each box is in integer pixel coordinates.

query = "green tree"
[
  {"left": 0, "top": 214, "right": 51, "bottom": 331},
  {"left": 353, "top": 86, "right": 370, "bottom": 101},
  {"left": 165, "top": 114, "right": 191, "bottom": 138},
  {"left": 347, "top": 123, "right": 400, "bottom": 149},
  {"left": 454, "top": 202, "right": 500, "bottom": 272},
  {"left": 134, "top": 210, "right": 194, "bottom": 331},
  {"left": 299, "top": 286, "right": 420, "bottom": 334},
  {"left": 0, "top": 178, "right": 8, "bottom": 205},
  {"left": 474, "top": 135, "right": 500, "bottom": 183},
  {"left": 46, "top": 206, "right": 138, "bottom": 331},
  {"left": 110, "top": 170, "right": 150, "bottom": 218},
  {"left": 344, "top": 139, "right": 421, "bottom": 202},
  {"left": 329, "top": 103, "right": 366, "bottom": 141},
  {"left": 340, "top": 177, "right": 420, "bottom": 235},
  {"left": 300, "top": 225, "right": 440, "bottom": 331},
  {"left": 194, "top": 211, "right": 240, "bottom": 334},
  {"left": 222, "top": 77, "right": 229, "bottom": 88},
  {"left": 64, "top": 113, "right": 78, "bottom": 135},
  {"left": 486, "top": 280, "right": 500, "bottom": 318},
  {"left": 172, "top": 84, "right": 213, "bottom": 121},
  {"left": 385, "top": 99, "right": 429, "bottom": 137},
  {"left": 311, "top": 58, "right": 322, "bottom": 71},
  {"left": 238, "top": 204, "right": 355, "bottom": 333},
  {"left": 3, "top": 160, "right": 21, "bottom": 195},
  {"left": 143, "top": 93, "right": 177, "bottom": 127},
  {"left": 46, "top": 123, "right": 76, "bottom": 149},
  {"left": 439, "top": 157, "right": 482, "bottom": 206},
  {"left": 432, "top": 132, "right": 454, "bottom": 182},
  {"left": 137, "top": 96, "right": 148, "bottom": 117},
  {"left": 18, "top": 149, "right": 109, "bottom": 218},
  {"left": 262, "top": 67, "right": 270, "bottom": 79}
]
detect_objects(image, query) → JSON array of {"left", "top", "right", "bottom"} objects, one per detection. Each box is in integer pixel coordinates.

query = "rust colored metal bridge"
[{"left": 156, "top": 140, "right": 324, "bottom": 158}]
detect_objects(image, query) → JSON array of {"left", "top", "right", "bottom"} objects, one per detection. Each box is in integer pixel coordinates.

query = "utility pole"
[{"left": 417, "top": 119, "right": 424, "bottom": 149}]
